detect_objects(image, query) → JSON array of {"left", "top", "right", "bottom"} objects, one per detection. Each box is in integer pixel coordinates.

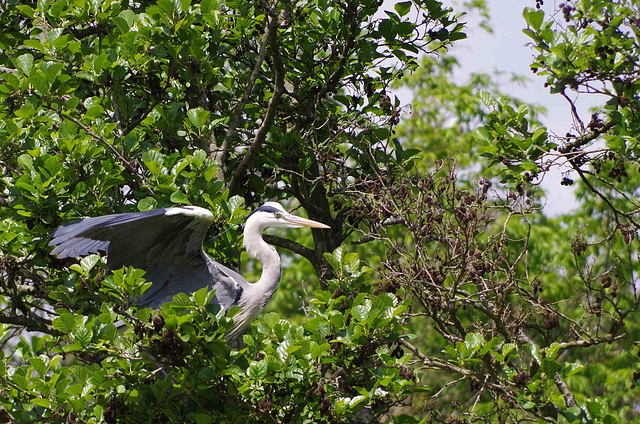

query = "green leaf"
[
  {"left": 310, "top": 342, "right": 330, "bottom": 359},
  {"left": 478, "top": 336, "right": 503, "bottom": 356},
  {"left": 31, "top": 398, "right": 51, "bottom": 408},
  {"left": 138, "top": 197, "right": 158, "bottom": 211},
  {"left": 523, "top": 8, "right": 544, "bottom": 31},
  {"left": 14, "top": 53, "right": 34, "bottom": 75},
  {"left": 563, "top": 362, "right": 584, "bottom": 377},
  {"left": 529, "top": 344, "right": 542, "bottom": 364},
  {"left": 142, "top": 150, "right": 164, "bottom": 166},
  {"left": 17, "top": 154, "right": 34, "bottom": 173},
  {"left": 30, "top": 75, "right": 50, "bottom": 93},
  {"left": 30, "top": 356, "right": 48, "bottom": 376},
  {"left": 171, "top": 292, "right": 193, "bottom": 307},
  {"left": 465, "top": 332, "right": 483, "bottom": 350},
  {"left": 73, "top": 327, "right": 92, "bottom": 346},
  {"left": 501, "top": 343, "right": 516, "bottom": 360},
  {"left": 603, "top": 414, "right": 619, "bottom": 424},
  {"left": 324, "top": 247, "right": 343, "bottom": 274},
  {"left": 16, "top": 4, "right": 35, "bottom": 17},
  {"left": 52, "top": 313, "right": 77, "bottom": 334},
  {"left": 352, "top": 304, "right": 370, "bottom": 321},
  {"left": 541, "top": 357, "right": 560, "bottom": 376},
  {"left": 201, "top": 0, "right": 218, "bottom": 14},
  {"left": 193, "top": 287, "right": 215, "bottom": 307},
  {"left": 248, "top": 360, "right": 268, "bottom": 380},
  {"left": 394, "top": 1, "right": 411, "bottom": 17},
  {"left": 118, "top": 10, "right": 136, "bottom": 32},
  {"left": 70, "top": 254, "right": 101, "bottom": 275},
  {"left": 477, "top": 90, "right": 494, "bottom": 107},
  {"left": 263, "top": 312, "right": 280, "bottom": 329},
  {"left": 187, "top": 107, "right": 211, "bottom": 128},
  {"left": 378, "top": 19, "right": 395, "bottom": 41},
  {"left": 193, "top": 412, "right": 213, "bottom": 424},
  {"left": 170, "top": 190, "right": 190, "bottom": 204}
]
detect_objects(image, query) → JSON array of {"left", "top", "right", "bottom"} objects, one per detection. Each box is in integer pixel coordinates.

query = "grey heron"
[{"left": 49, "top": 201, "right": 330, "bottom": 346}]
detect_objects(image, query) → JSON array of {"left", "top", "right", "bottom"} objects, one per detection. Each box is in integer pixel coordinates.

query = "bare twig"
[
  {"left": 400, "top": 339, "right": 506, "bottom": 392},
  {"left": 574, "top": 167, "right": 640, "bottom": 229},
  {"left": 560, "top": 89, "right": 585, "bottom": 133},
  {"left": 120, "top": 97, "right": 162, "bottom": 139},
  {"left": 542, "top": 333, "right": 624, "bottom": 353}
]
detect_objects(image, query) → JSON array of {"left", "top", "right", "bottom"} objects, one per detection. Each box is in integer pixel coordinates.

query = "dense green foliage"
[{"left": 1, "top": 0, "right": 639, "bottom": 422}]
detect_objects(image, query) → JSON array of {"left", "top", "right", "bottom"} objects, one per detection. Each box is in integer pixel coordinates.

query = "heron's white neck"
[
  {"left": 242, "top": 219, "right": 282, "bottom": 302},
  {"left": 226, "top": 210, "right": 288, "bottom": 348}
]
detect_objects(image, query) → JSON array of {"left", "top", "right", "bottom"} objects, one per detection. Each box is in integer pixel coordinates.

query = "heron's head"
[{"left": 247, "top": 202, "right": 331, "bottom": 230}]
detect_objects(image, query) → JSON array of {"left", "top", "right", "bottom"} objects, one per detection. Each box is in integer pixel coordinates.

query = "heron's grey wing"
[
  {"left": 49, "top": 208, "right": 170, "bottom": 266},
  {"left": 49, "top": 206, "right": 245, "bottom": 310}
]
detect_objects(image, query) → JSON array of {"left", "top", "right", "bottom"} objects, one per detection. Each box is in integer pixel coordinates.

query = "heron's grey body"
[{"left": 49, "top": 202, "right": 330, "bottom": 346}]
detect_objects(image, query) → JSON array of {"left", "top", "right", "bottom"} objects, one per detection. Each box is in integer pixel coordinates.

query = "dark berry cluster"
[
  {"left": 373, "top": 278, "right": 401, "bottom": 295},
  {"left": 607, "top": 162, "right": 628, "bottom": 183},
  {"left": 621, "top": 223, "right": 637, "bottom": 244},
  {"left": 571, "top": 235, "right": 588, "bottom": 255},
  {"left": 398, "top": 365, "right": 414, "bottom": 380},
  {"left": 315, "top": 384, "right": 333, "bottom": 416},
  {"left": 587, "top": 113, "right": 605, "bottom": 132},
  {"left": 544, "top": 310, "right": 559, "bottom": 330},
  {"left": 513, "top": 371, "right": 531, "bottom": 386},
  {"left": 560, "top": 176, "right": 574, "bottom": 186},
  {"left": 559, "top": 2, "right": 574, "bottom": 22}
]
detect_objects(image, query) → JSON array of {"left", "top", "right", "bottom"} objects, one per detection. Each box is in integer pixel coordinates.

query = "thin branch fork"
[
  {"left": 574, "top": 166, "right": 640, "bottom": 230},
  {"left": 400, "top": 339, "right": 506, "bottom": 392}
]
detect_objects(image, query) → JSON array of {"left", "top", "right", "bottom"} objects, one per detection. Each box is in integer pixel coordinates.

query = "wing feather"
[{"left": 49, "top": 207, "right": 245, "bottom": 310}]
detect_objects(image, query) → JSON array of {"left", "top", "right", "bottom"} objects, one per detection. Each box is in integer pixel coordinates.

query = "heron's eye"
[{"left": 274, "top": 212, "right": 281, "bottom": 218}]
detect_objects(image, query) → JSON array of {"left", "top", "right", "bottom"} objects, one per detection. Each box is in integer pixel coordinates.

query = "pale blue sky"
[{"left": 440, "top": 1, "right": 603, "bottom": 214}]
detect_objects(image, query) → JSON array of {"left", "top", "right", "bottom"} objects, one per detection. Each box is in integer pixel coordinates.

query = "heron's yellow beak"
[{"left": 283, "top": 214, "right": 331, "bottom": 229}]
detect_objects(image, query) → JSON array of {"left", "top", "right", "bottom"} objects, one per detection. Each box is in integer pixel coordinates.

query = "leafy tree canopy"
[{"left": 1, "top": 0, "right": 639, "bottom": 423}]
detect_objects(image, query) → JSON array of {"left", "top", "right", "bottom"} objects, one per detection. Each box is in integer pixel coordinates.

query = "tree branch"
[
  {"left": 228, "top": 4, "right": 285, "bottom": 196},
  {"left": 400, "top": 339, "right": 506, "bottom": 392},
  {"left": 121, "top": 97, "right": 162, "bottom": 139},
  {"left": 57, "top": 111, "right": 155, "bottom": 197},
  {"left": 574, "top": 166, "right": 640, "bottom": 229},
  {"left": 541, "top": 333, "right": 625, "bottom": 353},
  {"left": 216, "top": 15, "right": 273, "bottom": 166},
  {"left": 316, "top": 0, "right": 359, "bottom": 100},
  {"left": 0, "top": 313, "right": 62, "bottom": 336},
  {"left": 63, "top": 23, "right": 109, "bottom": 39},
  {"left": 554, "top": 373, "right": 577, "bottom": 408},
  {"left": 559, "top": 119, "right": 615, "bottom": 154},
  {"left": 263, "top": 234, "right": 315, "bottom": 263},
  {"left": 58, "top": 111, "right": 138, "bottom": 174}
]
